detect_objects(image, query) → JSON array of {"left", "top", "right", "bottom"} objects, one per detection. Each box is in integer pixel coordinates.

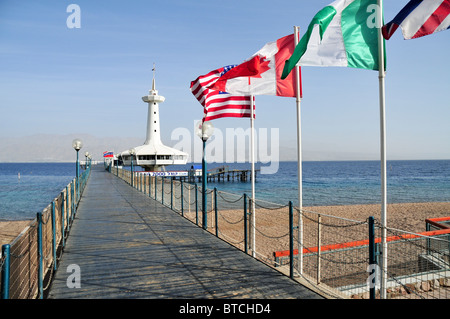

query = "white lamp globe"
[{"left": 72, "top": 139, "right": 83, "bottom": 151}]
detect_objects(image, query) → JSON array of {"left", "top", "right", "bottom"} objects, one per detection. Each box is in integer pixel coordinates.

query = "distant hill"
[
  {"left": 0, "top": 134, "right": 143, "bottom": 162},
  {"left": 0, "top": 134, "right": 383, "bottom": 163}
]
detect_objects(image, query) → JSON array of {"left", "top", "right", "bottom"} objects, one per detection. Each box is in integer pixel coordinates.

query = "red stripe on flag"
[
  {"left": 190, "top": 66, "right": 253, "bottom": 121},
  {"left": 275, "top": 34, "right": 298, "bottom": 97},
  {"left": 207, "top": 95, "right": 252, "bottom": 104},
  {"left": 413, "top": 0, "right": 450, "bottom": 38},
  {"left": 207, "top": 104, "right": 253, "bottom": 112},
  {"left": 204, "top": 112, "right": 252, "bottom": 121}
]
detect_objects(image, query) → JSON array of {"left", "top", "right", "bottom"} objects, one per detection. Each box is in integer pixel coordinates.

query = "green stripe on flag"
[
  {"left": 281, "top": 0, "right": 386, "bottom": 79},
  {"left": 341, "top": 0, "right": 379, "bottom": 70},
  {"left": 281, "top": 5, "right": 337, "bottom": 79}
]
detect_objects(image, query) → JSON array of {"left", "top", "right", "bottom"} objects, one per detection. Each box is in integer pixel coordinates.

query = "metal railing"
[
  {"left": 112, "top": 166, "right": 450, "bottom": 299},
  {"left": 0, "top": 165, "right": 91, "bottom": 299}
]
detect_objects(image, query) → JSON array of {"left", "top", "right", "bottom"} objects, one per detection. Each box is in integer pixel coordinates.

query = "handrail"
[{"left": 1, "top": 163, "right": 91, "bottom": 299}]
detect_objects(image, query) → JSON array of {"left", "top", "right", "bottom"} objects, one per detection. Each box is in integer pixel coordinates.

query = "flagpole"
[
  {"left": 377, "top": 0, "right": 388, "bottom": 299},
  {"left": 250, "top": 95, "right": 256, "bottom": 258},
  {"left": 294, "top": 25, "right": 303, "bottom": 275}
]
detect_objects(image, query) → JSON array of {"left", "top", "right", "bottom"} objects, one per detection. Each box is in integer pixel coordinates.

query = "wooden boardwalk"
[{"left": 47, "top": 166, "right": 323, "bottom": 299}]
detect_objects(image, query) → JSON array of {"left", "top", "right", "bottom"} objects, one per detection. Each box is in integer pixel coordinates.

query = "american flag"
[{"left": 190, "top": 65, "right": 254, "bottom": 121}]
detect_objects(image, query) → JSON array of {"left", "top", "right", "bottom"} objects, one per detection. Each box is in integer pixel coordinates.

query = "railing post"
[
  {"left": 162, "top": 177, "right": 164, "bottom": 205},
  {"left": 426, "top": 220, "right": 431, "bottom": 255},
  {"left": 66, "top": 186, "right": 70, "bottom": 233},
  {"left": 37, "top": 212, "right": 43, "bottom": 299},
  {"left": 73, "top": 180, "right": 77, "bottom": 220},
  {"left": 131, "top": 170, "right": 133, "bottom": 188},
  {"left": 144, "top": 175, "right": 147, "bottom": 195},
  {"left": 369, "top": 216, "right": 376, "bottom": 300},
  {"left": 61, "top": 191, "right": 65, "bottom": 248},
  {"left": 244, "top": 193, "right": 248, "bottom": 255},
  {"left": 71, "top": 180, "right": 75, "bottom": 221},
  {"left": 289, "top": 201, "right": 294, "bottom": 279},
  {"left": 195, "top": 184, "right": 198, "bottom": 226},
  {"left": 214, "top": 188, "right": 218, "bottom": 237},
  {"left": 171, "top": 178, "right": 173, "bottom": 210},
  {"left": 1, "top": 244, "right": 10, "bottom": 299},
  {"left": 71, "top": 179, "right": 75, "bottom": 213},
  {"left": 181, "top": 180, "right": 184, "bottom": 216},
  {"left": 149, "top": 176, "right": 152, "bottom": 198},
  {"left": 51, "top": 201, "right": 57, "bottom": 271},
  {"left": 317, "top": 214, "right": 322, "bottom": 285}
]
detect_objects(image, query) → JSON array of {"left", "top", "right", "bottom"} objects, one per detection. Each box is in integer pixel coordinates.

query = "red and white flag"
[
  {"left": 382, "top": 0, "right": 450, "bottom": 40},
  {"left": 211, "top": 34, "right": 301, "bottom": 98},
  {"left": 190, "top": 65, "right": 254, "bottom": 121}
]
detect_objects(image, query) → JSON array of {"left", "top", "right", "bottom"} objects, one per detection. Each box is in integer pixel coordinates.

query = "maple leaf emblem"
[
  {"left": 250, "top": 56, "right": 271, "bottom": 78},
  {"left": 211, "top": 56, "right": 272, "bottom": 91}
]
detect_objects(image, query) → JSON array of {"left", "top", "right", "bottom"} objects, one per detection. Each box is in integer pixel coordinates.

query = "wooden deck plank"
[{"left": 48, "top": 167, "right": 323, "bottom": 299}]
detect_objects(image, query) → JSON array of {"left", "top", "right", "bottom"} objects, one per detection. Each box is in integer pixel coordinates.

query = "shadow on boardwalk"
[{"left": 48, "top": 166, "right": 323, "bottom": 299}]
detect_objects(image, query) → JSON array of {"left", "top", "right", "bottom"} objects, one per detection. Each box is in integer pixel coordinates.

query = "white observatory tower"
[{"left": 119, "top": 66, "right": 188, "bottom": 171}]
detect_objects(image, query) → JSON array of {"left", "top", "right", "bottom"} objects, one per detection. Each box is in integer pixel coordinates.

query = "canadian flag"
[{"left": 211, "top": 34, "right": 301, "bottom": 98}]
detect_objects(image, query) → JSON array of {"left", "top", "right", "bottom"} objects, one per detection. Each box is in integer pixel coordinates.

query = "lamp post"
[
  {"left": 129, "top": 148, "right": 136, "bottom": 187},
  {"left": 84, "top": 152, "right": 89, "bottom": 170},
  {"left": 87, "top": 154, "right": 92, "bottom": 171},
  {"left": 195, "top": 121, "right": 214, "bottom": 230},
  {"left": 72, "top": 138, "right": 83, "bottom": 201}
]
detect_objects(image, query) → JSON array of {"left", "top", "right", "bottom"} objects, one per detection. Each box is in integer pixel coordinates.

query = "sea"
[{"left": 1, "top": 160, "right": 449, "bottom": 221}]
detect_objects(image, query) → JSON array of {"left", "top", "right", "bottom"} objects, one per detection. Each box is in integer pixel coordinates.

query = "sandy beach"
[
  {"left": 0, "top": 220, "right": 34, "bottom": 247},
  {"left": 0, "top": 201, "right": 448, "bottom": 299},
  {"left": 187, "top": 201, "right": 450, "bottom": 262},
  {"left": 1, "top": 201, "right": 449, "bottom": 250},
  {"left": 303, "top": 201, "right": 450, "bottom": 233}
]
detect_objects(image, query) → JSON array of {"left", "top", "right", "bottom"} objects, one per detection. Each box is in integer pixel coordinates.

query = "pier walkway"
[{"left": 48, "top": 166, "right": 322, "bottom": 299}]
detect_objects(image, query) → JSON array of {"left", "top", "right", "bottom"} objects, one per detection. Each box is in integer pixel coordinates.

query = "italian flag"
[{"left": 282, "top": 0, "right": 384, "bottom": 79}]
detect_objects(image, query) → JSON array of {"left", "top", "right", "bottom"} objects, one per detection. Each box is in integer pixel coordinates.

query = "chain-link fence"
[
  {"left": 0, "top": 165, "right": 91, "bottom": 299},
  {"left": 375, "top": 222, "right": 450, "bottom": 299},
  {"left": 112, "top": 167, "right": 450, "bottom": 299}
]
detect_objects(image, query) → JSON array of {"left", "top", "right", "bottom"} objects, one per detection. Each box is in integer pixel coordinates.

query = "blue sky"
[{"left": 0, "top": 0, "right": 449, "bottom": 161}]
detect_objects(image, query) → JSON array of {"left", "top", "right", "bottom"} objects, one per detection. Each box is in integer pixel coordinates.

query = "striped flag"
[
  {"left": 190, "top": 65, "right": 254, "bottom": 121},
  {"left": 382, "top": 0, "right": 450, "bottom": 40}
]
